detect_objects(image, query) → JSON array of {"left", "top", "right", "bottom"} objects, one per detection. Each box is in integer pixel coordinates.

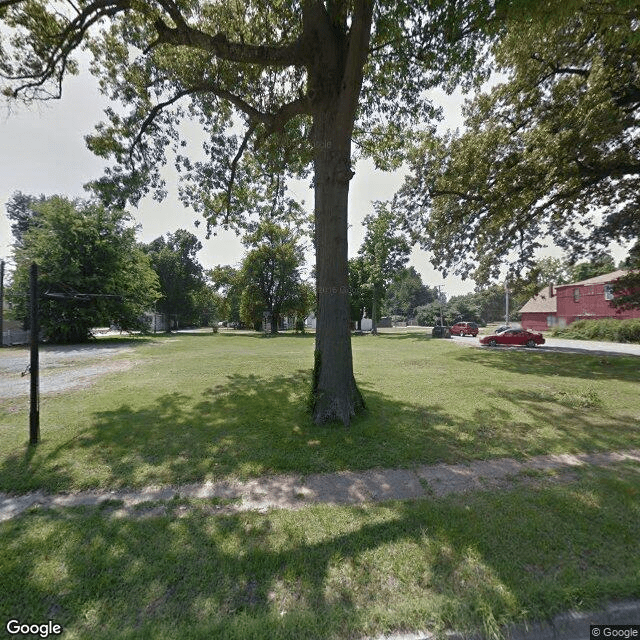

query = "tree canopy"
[
  {"left": 381, "top": 266, "right": 437, "bottom": 320},
  {"left": 238, "top": 221, "right": 309, "bottom": 333},
  {"left": 142, "top": 228, "right": 207, "bottom": 328},
  {"left": 395, "top": 1, "right": 639, "bottom": 285},
  {"left": 8, "top": 195, "right": 159, "bottom": 343}
]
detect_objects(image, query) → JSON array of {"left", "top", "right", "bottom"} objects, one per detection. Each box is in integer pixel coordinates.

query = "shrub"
[{"left": 552, "top": 318, "right": 640, "bottom": 343}]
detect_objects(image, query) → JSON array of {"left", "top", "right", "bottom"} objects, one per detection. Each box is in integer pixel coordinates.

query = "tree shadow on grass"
[
  {"left": 371, "top": 332, "right": 434, "bottom": 341},
  {"left": 451, "top": 346, "right": 640, "bottom": 383},
  {"left": 2, "top": 366, "right": 639, "bottom": 494},
  {"left": 1, "top": 464, "right": 639, "bottom": 639}
]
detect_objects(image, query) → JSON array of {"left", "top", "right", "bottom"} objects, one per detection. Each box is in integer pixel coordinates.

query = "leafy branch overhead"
[
  {"left": 395, "top": 2, "right": 639, "bottom": 285},
  {"left": 0, "top": 0, "right": 497, "bottom": 229}
]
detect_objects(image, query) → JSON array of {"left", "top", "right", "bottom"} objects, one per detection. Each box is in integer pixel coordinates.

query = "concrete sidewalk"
[{"left": 2, "top": 448, "right": 639, "bottom": 521}]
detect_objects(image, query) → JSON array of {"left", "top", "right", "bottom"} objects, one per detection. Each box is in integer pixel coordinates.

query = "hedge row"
[{"left": 551, "top": 318, "right": 640, "bottom": 343}]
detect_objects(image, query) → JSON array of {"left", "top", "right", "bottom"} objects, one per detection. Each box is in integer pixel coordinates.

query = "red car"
[
  {"left": 480, "top": 328, "right": 545, "bottom": 348},
  {"left": 450, "top": 322, "right": 479, "bottom": 337}
]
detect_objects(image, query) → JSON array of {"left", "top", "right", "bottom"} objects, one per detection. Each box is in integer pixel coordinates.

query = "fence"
[{"left": 2, "top": 329, "right": 30, "bottom": 346}]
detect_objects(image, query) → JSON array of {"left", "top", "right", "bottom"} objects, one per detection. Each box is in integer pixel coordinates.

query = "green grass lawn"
[
  {"left": 1, "top": 462, "right": 638, "bottom": 640},
  {"left": 1, "top": 331, "right": 639, "bottom": 493},
  {"left": 1, "top": 331, "right": 639, "bottom": 639}
]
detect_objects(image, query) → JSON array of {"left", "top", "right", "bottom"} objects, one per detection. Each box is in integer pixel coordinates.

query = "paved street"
[{"left": 452, "top": 334, "right": 640, "bottom": 357}]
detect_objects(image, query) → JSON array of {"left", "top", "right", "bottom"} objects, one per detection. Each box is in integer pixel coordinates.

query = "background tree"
[
  {"left": 190, "top": 281, "right": 223, "bottom": 328},
  {"left": 5, "top": 191, "right": 47, "bottom": 248},
  {"left": 395, "top": 2, "right": 639, "bottom": 287},
  {"left": 238, "top": 221, "right": 306, "bottom": 333},
  {"left": 356, "top": 203, "right": 410, "bottom": 333},
  {"left": 142, "top": 229, "right": 205, "bottom": 329},
  {"left": 0, "top": 0, "right": 502, "bottom": 424},
  {"left": 9, "top": 196, "right": 159, "bottom": 343},
  {"left": 567, "top": 253, "right": 617, "bottom": 284},
  {"left": 348, "top": 256, "right": 371, "bottom": 331},
  {"left": 209, "top": 265, "right": 243, "bottom": 326},
  {"left": 289, "top": 280, "right": 316, "bottom": 332},
  {"left": 382, "top": 266, "right": 437, "bottom": 320},
  {"left": 415, "top": 301, "right": 447, "bottom": 327},
  {"left": 613, "top": 246, "right": 640, "bottom": 311}
]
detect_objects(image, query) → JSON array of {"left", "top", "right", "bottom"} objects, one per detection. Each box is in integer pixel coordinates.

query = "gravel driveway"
[{"left": 0, "top": 343, "right": 136, "bottom": 399}]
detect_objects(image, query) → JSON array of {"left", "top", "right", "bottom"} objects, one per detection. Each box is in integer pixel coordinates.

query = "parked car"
[
  {"left": 493, "top": 324, "right": 520, "bottom": 334},
  {"left": 450, "top": 321, "right": 479, "bottom": 337},
  {"left": 431, "top": 325, "right": 451, "bottom": 338},
  {"left": 480, "top": 328, "right": 545, "bottom": 348}
]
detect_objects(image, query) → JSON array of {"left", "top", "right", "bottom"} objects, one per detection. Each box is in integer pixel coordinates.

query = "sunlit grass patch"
[{"left": 0, "top": 332, "right": 639, "bottom": 493}]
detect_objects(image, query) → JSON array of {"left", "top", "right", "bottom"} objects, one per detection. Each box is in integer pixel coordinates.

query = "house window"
[
  {"left": 604, "top": 284, "right": 614, "bottom": 301},
  {"left": 573, "top": 288, "right": 580, "bottom": 302}
]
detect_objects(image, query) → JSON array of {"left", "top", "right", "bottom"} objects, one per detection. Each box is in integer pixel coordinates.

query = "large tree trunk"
[
  {"left": 305, "top": 0, "right": 373, "bottom": 425},
  {"left": 310, "top": 110, "right": 365, "bottom": 425}
]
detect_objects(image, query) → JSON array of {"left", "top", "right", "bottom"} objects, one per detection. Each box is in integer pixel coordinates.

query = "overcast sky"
[{"left": 0, "top": 63, "right": 628, "bottom": 298}]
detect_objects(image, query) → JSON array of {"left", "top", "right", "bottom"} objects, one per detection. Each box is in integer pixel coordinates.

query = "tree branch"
[
  {"left": 337, "top": 0, "right": 374, "bottom": 132},
  {"left": 126, "top": 81, "right": 310, "bottom": 169},
  {"left": 6, "top": 0, "right": 132, "bottom": 98},
  {"left": 225, "top": 122, "right": 257, "bottom": 221},
  {"left": 0, "top": 0, "right": 26, "bottom": 9},
  {"left": 151, "top": 17, "right": 305, "bottom": 67}
]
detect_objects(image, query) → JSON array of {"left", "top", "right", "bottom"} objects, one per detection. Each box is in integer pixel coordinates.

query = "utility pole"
[
  {"left": 29, "top": 262, "right": 39, "bottom": 445},
  {"left": 436, "top": 285, "right": 444, "bottom": 326},
  {"left": 505, "top": 280, "right": 510, "bottom": 326},
  {"left": 0, "top": 260, "right": 4, "bottom": 347}
]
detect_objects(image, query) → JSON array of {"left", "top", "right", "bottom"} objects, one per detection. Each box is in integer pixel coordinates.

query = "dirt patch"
[{"left": 0, "top": 342, "right": 139, "bottom": 399}]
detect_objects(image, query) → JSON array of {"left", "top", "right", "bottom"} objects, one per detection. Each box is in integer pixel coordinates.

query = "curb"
[{"left": 368, "top": 600, "right": 640, "bottom": 640}]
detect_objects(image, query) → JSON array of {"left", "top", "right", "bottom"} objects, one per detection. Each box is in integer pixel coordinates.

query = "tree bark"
[
  {"left": 310, "top": 109, "right": 365, "bottom": 424},
  {"left": 305, "top": 0, "right": 373, "bottom": 426}
]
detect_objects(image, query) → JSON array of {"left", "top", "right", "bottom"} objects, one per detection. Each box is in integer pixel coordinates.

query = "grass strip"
[{"left": 1, "top": 462, "right": 638, "bottom": 640}]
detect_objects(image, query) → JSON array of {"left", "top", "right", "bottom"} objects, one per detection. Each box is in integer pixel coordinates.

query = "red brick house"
[
  {"left": 520, "top": 270, "right": 640, "bottom": 331},
  {"left": 518, "top": 284, "right": 558, "bottom": 332}
]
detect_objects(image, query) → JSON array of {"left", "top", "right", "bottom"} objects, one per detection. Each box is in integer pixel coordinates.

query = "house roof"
[
  {"left": 519, "top": 287, "right": 557, "bottom": 314},
  {"left": 554, "top": 269, "right": 628, "bottom": 288}
]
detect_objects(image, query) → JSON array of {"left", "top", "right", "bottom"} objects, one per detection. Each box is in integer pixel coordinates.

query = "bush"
[{"left": 552, "top": 318, "right": 640, "bottom": 343}]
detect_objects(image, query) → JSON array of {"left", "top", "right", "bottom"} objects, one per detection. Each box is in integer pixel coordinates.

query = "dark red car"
[
  {"left": 480, "top": 328, "right": 545, "bottom": 348},
  {"left": 450, "top": 322, "right": 479, "bottom": 337}
]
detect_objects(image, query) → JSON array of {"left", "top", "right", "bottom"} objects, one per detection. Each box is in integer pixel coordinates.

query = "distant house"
[
  {"left": 520, "top": 270, "right": 640, "bottom": 331},
  {"left": 519, "top": 284, "right": 558, "bottom": 332}
]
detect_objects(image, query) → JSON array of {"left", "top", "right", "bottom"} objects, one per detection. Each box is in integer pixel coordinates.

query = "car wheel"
[
  {"left": 489, "top": 339, "right": 497, "bottom": 347},
  {"left": 526, "top": 339, "right": 536, "bottom": 348}
]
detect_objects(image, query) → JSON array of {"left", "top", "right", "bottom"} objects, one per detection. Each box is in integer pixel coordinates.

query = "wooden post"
[{"left": 29, "top": 262, "right": 39, "bottom": 445}]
